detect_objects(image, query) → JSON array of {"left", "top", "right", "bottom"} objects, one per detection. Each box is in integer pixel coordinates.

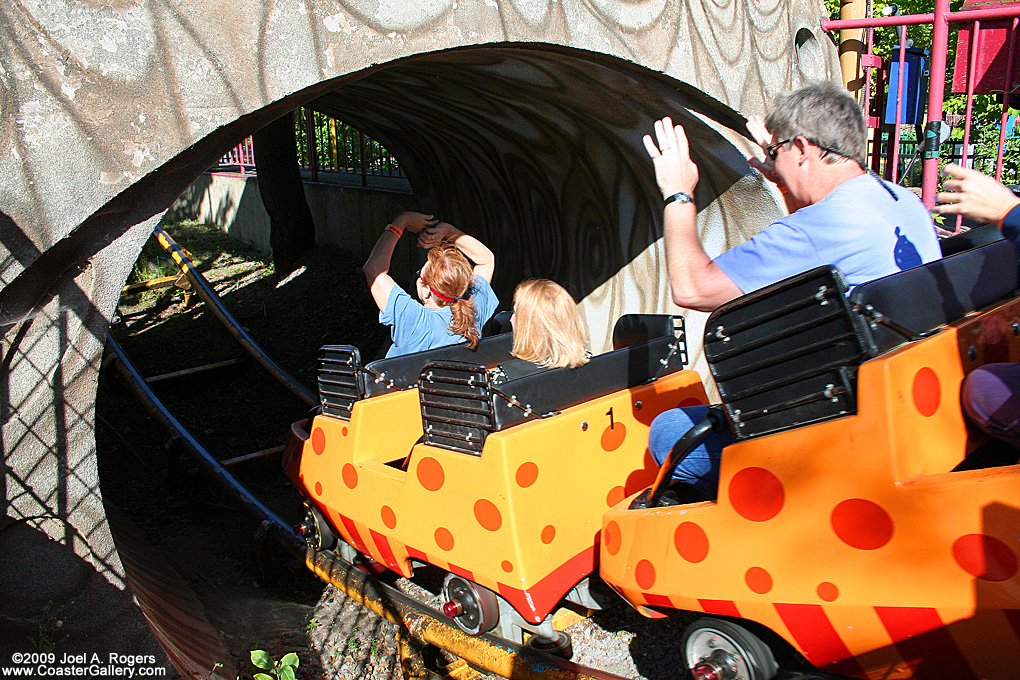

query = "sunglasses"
[{"left": 766, "top": 139, "right": 792, "bottom": 161}]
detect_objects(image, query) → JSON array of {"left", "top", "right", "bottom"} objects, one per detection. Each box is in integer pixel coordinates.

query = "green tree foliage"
[{"left": 293, "top": 107, "right": 401, "bottom": 175}]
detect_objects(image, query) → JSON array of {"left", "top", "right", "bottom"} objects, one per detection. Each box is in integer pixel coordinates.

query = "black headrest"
[
  {"left": 612, "top": 314, "right": 677, "bottom": 350},
  {"left": 364, "top": 332, "right": 513, "bottom": 397},
  {"left": 482, "top": 310, "right": 513, "bottom": 337},
  {"left": 492, "top": 335, "right": 685, "bottom": 431},
  {"left": 939, "top": 222, "right": 1004, "bottom": 256},
  {"left": 850, "top": 240, "right": 1019, "bottom": 354}
]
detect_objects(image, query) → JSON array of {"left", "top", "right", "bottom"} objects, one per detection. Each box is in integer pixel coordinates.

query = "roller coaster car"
[
  {"left": 600, "top": 239, "right": 1020, "bottom": 680},
  {"left": 283, "top": 312, "right": 704, "bottom": 646}
]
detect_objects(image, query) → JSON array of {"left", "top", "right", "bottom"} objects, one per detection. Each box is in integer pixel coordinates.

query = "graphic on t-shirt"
[{"left": 893, "top": 226, "right": 923, "bottom": 270}]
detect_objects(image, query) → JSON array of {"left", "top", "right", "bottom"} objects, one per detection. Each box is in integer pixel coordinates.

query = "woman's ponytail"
[
  {"left": 424, "top": 241, "right": 479, "bottom": 348},
  {"left": 448, "top": 297, "right": 479, "bottom": 349}
]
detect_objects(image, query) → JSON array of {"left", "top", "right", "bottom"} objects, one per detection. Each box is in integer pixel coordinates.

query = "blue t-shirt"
[
  {"left": 381, "top": 275, "right": 499, "bottom": 357},
  {"left": 714, "top": 174, "right": 941, "bottom": 293}
]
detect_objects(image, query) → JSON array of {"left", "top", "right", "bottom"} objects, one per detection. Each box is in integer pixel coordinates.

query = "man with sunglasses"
[
  {"left": 642, "top": 82, "right": 940, "bottom": 498},
  {"left": 644, "top": 81, "right": 940, "bottom": 314}
]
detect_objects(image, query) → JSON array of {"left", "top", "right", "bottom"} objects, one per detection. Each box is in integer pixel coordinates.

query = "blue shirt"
[
  {"left": 715, "top": 174, "right": 941, "bottom": 293},
  {"left": 381, "top": 275, "right": 499, "bottom": 357}
]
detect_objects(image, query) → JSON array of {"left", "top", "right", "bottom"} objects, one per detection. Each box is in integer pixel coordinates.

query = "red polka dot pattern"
[
  {"left": 314, "top": 481, "right": 323, "bottom": 496},
  {"left": 312, "top": 427, "right": 325, "bottom": 455},
  {"left": 604, "top": 521, "right": 622, "bottom": 556},
  {"left": 635, "top": 559, "right": 656, "bottom": 590},
  {"left": 501, "top": 560, "right": 513, "bottom": 573},
  {"left": 953, "top": 534, "right": 1018, "bottom": 581},
  {"left": 679, "top": 397, "right": 705, "bottom": 408},
  {"left": 435, "top": 527, "right": 454, "bottom": 551},
  {"left": 745, "top": 567, "right": 773, "bottom": 594},
  {"left": 541, "top": 525, "right": 556, "bottom": 544},
  {"left": 729, "top": 467, "right": 785, "bottom": 521},
  {"left": 606, "top": 486, "right": 626, "bottom": 508},
  {"left": 912, "top": 367, "right": 940, "bottom": 417},
  {"left": 417, "top": 457, "right": 445, "bottom": 491},
  {"left": 601, "top": 423, "right": 627, "bottom": 451},
  {"left": 515, "top": 462, "right": 539, "bottom": 488},
  {"left": 831, "top": 498, "right": 894, "bottom": 550},
  {"left": 474, "top": 499, "right": 502, "bottom": 531},
  {"left": 342, "top": 463, "right": 358, "bottom": 489},
  {"left": 674, "top": 522, "right": 709, "bottom": 563},
  {"left": 817, "top": 582, "right": 839, "bottom": 602},
  {"left": 381, "top": 505, "right": 396, "bottom": 530}
]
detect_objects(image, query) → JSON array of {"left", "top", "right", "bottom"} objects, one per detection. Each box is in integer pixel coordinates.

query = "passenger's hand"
[
  {"left": 934, "top": 164, "right": 1020, "bottom": 224},
  {"left": 643, "top": 116, "right": 699, "bottom": 199},
  {"left": 745, "top": 114, "right": 784, "bottom": 189},
  {"left": 393, "top": 211, "right": 437, "bottom": 234},
  {"left": 418, "top": 221, "right": 459, "bottom": 250}
]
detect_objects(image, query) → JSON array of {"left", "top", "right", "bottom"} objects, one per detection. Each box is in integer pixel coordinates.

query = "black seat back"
[
  {"left": 612, "top": 314, "right": 686, "bottom": 360},
  {"left": 707, "top": 243, "right": 1020, "bottom": 440},
  {"left": 317, "top": 345, "right": 366, "bottom": 420},
  {"left": 705, "top": 266, "right": 876, "bottom": 440},
  {"left": 850, "top": 239, "right": 1019, "bottom": 354},
  {"left": 363, "top": 332, "right": 513, "bottom": 397},
  {"left": 419, "top": 334, "right": 687, "bottom": 454},
  {"left": 938, "top": 222, "right": 1004, "bottom": 256},
  {"left": 418, "top": 361, "right": 494, "bottom": 455}
]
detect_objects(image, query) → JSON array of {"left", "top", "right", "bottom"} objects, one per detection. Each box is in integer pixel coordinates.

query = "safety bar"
[{"left": 630, "top": 406, "right": 727, "bottom": 510}]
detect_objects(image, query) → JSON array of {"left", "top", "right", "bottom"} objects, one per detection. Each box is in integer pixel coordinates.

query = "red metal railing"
[
  {"left": 823, "top": 0, "right": 1020, "bottom": 224},
  {"left": 219, "top": 136, "right": 255, "bottom": 174},
  {"left": 214, "top": 109, "right": 404, "bottom": 185}
]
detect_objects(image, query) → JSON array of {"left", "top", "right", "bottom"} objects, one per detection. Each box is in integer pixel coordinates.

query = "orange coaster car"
[
  {"left": 600, "top": 239, "right": 1020, "bottom": 680},
  {"left": 285, "top": 314, "right": 706, "bottom": 649}
]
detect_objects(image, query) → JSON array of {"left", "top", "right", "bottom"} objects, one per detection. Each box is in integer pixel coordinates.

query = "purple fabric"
[{"left": 962, "top": 363, "right": 1020, "bottom": 448}]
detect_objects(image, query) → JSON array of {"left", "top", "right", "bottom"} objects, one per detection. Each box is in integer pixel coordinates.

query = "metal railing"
[
  {"left": 823, "top": 0, "right": 1020, "bottom": 219},
  {"left": 213, "top": 109, "right": 404, "bottom": 186},
  {"left": 218, "top": 136, "right": 256, "bottom": 174}
]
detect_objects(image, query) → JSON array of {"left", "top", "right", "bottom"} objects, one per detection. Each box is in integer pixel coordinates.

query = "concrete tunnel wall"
[{"left": 0, "top": 0, "right": 839, "bottom": 667}]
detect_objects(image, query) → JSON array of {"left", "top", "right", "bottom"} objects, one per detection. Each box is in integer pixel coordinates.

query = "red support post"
[
  {"left": 921, "top": 0, "right": 951, "bottom": 207},
  {"left": 996, "top": 19, "right": 1019, "bottom": 182},
  {"left": 891, "top": 29, "right": 908, "bottom": 183}
]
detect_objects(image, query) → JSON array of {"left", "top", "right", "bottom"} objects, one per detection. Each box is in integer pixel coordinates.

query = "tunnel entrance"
[
  {"left": 86, "top": 43, "right": 764, "bottom": 675},
  {"left": 3, "top": 0, "right": 839, "bottom": 662}
]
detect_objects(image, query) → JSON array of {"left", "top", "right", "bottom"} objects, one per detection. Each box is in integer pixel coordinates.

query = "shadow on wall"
[
  {"left": 0, "top": 218, "right": 175, "bottom": 666},
  {"left": 165, "top": 173, "right": 420, "bottom": 272}
]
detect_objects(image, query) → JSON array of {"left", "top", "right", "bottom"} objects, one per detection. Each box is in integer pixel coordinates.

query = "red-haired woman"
[{"left": 363, "top": 211, "right": 498, "bottom": 357}]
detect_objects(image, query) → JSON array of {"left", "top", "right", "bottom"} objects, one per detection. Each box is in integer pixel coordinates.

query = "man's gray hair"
[{"left": 764, "top": 81, "right": 867, "bottom": 166}]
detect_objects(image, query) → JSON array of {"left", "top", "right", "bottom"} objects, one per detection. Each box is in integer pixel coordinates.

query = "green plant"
[
  {"left": 27, "top": 615, "right": 67, "bottom": 654},
  {"left": 189, "top": 662, "right": 224, "bottom": 680},
  {"left": 250, "top": 650, "right": 299, "bottom": 680}
]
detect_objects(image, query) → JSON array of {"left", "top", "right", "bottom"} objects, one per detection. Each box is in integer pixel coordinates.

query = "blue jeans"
[{"left": 648, "top": 405, "right": 734, "bottom": 496}]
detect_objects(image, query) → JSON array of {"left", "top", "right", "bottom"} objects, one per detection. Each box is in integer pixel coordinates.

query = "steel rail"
[
  {"left": 152, "top": 225, "right": 317, "bottom": 407},
  {"left": 106, "top": 333, "right": 305, "bottom": 557}
]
